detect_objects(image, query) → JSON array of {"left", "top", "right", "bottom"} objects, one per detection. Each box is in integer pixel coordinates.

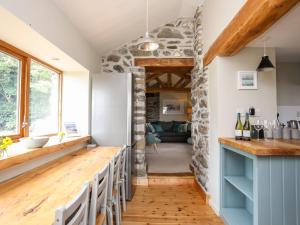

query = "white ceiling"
[
  {"left": 248, "top": 3, "right": 300, "bottom": 63},
  {"left": 52, "top": 0, "right": 202, "bottom": 56}
]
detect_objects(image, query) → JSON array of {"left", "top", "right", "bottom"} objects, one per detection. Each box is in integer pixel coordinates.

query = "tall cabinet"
[{"left": 220, "top": 140, "right": 300, "bottom": 225}]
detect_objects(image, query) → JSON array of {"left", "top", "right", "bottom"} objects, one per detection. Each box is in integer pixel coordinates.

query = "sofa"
[{"left": 146, "top": 121, "right": 191, "bottom": 143}]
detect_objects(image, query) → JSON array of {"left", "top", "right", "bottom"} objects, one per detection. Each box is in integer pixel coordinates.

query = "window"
[
  {"left": 29, "top": 61, "right": 60, "bottom": 136},
  {"left": 0, "top": 51, "right": 21, "bottom": 136},
  {"left": 0, "top": 40, "right": 62, "bottom": 139}
]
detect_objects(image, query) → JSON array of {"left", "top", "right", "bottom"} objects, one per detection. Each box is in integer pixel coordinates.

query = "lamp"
[
  {"left": 257, "top": 39, "right": 275, "bottom": 72},
  {"left": 136, "top": 0, "right": 159, "bottom": 51}
]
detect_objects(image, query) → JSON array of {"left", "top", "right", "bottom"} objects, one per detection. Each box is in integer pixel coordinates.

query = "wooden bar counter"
[
  {"left": 219, "top": 137, "right": 300, "bottom": 156},
  {"left": 0, "top": 146, "right": 120, "bottom": 225}
]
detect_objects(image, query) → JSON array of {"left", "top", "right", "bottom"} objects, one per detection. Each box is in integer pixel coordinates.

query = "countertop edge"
[
  {"left": 0, "top": 136, "right": 91, "bottom": 171},
  {"left": 219, "top": 137, "right": 300, "bottom": 156}
]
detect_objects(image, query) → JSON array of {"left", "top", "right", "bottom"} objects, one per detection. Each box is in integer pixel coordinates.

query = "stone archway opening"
[{"left": 133, "top": 58, "right": 194, "bottom": 178}]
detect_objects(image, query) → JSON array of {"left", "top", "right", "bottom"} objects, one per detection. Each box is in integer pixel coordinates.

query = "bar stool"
[
  {"left": 89, "top": 164, "right": 110, "bottom": 225},
  {"left": 118, "top": 146, "right": 127, "bottom": 212},
  {"left": 55, "top": 182, "right": 90, "bottom": 225},
  {"left": 106, "top": 151, "right": 122, "bottom": 225}
]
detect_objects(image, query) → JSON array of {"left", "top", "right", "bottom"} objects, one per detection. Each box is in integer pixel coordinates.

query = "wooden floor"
[{"left": 122, "top": 183, "right": 224, "bottom": 225}]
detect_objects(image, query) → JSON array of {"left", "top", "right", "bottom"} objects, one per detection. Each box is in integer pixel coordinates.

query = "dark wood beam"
[
  {"left": 135, "top": 58, "right": 194, "bottom": 67},
  {"left": 181, "top": 80, "right": 191, "bottom": 88},
  {"left": 145, "top": 66, "right": 193, "bottom": 75},
  {"left": 146, "top": 74, "right": 164, "bottom": 83},
  {"left": 167, "top": 74, "right": 172, "bottom": 87},
  {"left": 203, "top": 0, "right": 300, "bottom": 66},
  {"left": 174, "top": 78, "right": 185, "bottom": 88},
  {"left": 155, "top": 77, "right": 166, "bottom": 87},
  {"left": 146, "top": 87, "right": 190, "bottom": 93}
]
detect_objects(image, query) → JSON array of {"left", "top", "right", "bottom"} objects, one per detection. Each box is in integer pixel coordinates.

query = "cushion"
[
  {"left": 173, "top": 123, "right": 181, "bottom": 133},
  {"left": 152, "top": 124, "right": 164, "bottom": 133},
  {"left": 178, "top": 123, "right": 188, "bottom": 133},
  {"left": 158, "top": 121, "right": 173, "bottom": 132}
]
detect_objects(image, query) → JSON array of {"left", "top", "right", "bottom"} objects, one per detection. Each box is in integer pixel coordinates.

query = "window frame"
[{"left": 0, "top": 40, "right": 63, "bottom": 139}]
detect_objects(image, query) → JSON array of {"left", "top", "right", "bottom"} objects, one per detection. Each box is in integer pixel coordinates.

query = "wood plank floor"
[{"left": 122, "top": 184, "right": 224, "bottom": 225}]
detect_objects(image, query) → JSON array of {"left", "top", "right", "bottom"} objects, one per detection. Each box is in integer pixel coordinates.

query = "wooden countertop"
[
  {"left": 219, "top": 138, "right": 300, "bottom": 156},
  {"left": 0, "top": 136, "right": 90, "bottom": 171},
  {"left": 0, "top": 146, "right": 120, "bottom": 225}
]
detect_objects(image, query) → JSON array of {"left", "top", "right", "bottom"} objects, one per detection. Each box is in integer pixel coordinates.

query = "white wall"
[
  {"left": 62, "top": 72, "right": 90, "bottom": 135},
  {"left": 159, "top": 92, "right": 189, "bottom": 121},
  {"left": 208, "top": 47, "right": 277, "bottom": 213},
  {"left": 277, "top": 63, "right": 300, "bottom": 122},
  {"left": 203, "top": 0, "right": 246, "bottom": 52},
  {"left": 0, "top": 0, "right": 99, "bottom": 73}
]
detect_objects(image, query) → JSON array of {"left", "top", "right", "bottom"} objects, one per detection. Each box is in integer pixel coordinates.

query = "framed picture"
[
  {"left": 162, "top": 100, "right": 184, "bottom": 115},
  {"left": 64, "top": 122, "right": 80, "bottom": 137},
  {"left": 237, "top": 71, "right": 258, "bottom": 90}
]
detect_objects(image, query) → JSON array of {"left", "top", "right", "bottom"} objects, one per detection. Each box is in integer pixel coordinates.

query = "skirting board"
[
  {"left": 194, "top": 178, "right": 210, "bottom": 205},
  {"left": 132, "top": 176, "right": 149, "bottom": 186}
]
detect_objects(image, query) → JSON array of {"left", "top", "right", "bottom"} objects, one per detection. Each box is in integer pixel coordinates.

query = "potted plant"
[{"left": 0, "top": 137, "right": 13, "bottom": 158}]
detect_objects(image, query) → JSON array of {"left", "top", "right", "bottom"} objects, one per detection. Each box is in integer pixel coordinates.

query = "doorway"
[{"left": 135, "top": 58, "right": 194, "bottom": 175}]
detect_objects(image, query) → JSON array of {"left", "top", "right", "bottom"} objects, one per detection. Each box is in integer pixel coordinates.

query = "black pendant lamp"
[{"left": 257, "top": 40, "right": 275, "bottom": 72}]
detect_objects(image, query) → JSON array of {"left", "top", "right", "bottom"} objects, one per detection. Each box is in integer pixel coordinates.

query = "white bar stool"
[
  {"left": 55, "top": 182, "right": 90, "bottom": 225},
  {"left": 119, "top": 146, "right": 127, "bottom": 212}
]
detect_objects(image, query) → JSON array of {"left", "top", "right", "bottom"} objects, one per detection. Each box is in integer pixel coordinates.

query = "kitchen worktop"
[{"left": 219, "top": 137, "right": 300, "bottom": 156}]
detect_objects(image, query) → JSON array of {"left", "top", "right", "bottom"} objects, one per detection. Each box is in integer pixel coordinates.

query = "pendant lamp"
[
  {"left": 257, "top": 40, "right": 275, "bottom": 72},
  {"left": 137, "top": 0, "right": 159, "bottom": 51}
]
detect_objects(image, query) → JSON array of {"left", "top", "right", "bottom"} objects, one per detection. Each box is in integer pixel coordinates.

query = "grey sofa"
[{"left": 147, "top": 121, "right": 191, "bottom": 143}]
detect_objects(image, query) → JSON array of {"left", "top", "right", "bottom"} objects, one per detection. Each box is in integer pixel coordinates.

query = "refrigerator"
[{"left": 92, "top": 72, "right": 135, "bottom": 200}]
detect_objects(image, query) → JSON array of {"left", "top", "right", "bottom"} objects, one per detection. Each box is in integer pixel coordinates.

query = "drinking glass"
[{"left": 254, "top": 119, "right": 264, "bottom": 140}]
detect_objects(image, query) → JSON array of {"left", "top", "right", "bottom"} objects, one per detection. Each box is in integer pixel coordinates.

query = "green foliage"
[
  {"left": 0, "top": 52, "right": 18, "bottom": 135},
  {"left": 0, "top": 52, "right": 58, "bottom": 136}
]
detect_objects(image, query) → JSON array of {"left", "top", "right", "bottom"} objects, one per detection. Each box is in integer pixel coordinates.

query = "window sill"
[{"left": 0, "top": 136, "right": 90, "bottom": 171}]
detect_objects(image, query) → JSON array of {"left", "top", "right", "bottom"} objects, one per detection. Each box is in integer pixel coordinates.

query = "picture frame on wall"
[
  {"left": 162, "top": 100, "right": 184, "bottom": 115},
  {"left": 237, "top": 71, "right": 258, "bottom": 90}
]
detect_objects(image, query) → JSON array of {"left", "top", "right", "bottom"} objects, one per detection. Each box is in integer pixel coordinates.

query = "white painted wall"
[
  {"left": 277, "top": 62, "right": 300, "bottom": 122},
  {"left": 208, "top": 47, "right": 277, "bottom": 213},
  {"left": 0, "top": 0, "right": 100, "bottom": 72},
  {"left": 203, "top": 0, "right": 246, "bottom": 52},
  {"left": 159, "top": 92, "right": 189, "bottom": 121},
  {"left": 62, "top": 72, "right": 90, "bottom": 135}
]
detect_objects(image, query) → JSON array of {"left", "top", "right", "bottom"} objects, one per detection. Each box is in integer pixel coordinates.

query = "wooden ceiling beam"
[
  {"left": 174, "top": 78, "right": 185, "bottom": 88},
  {"left": 155, "top": 77, "right": 167, "bottom": 87},
  {"left": 203, "top": 0, "right": 300, "bottom": 66},
  {"left": 146, "top": 87, "right": 190, "bottom": 93},
  {"left": 135, "top": 58, "right": 194, "bottom": 67},
  {"left": 145, "top": 66, "right": 193, "bottom": 75},
  {"left": 167, "top": 74, "right": 172, "bottom": 87},
  {"left": 146, "top": 73, "right": 164, "bottom": 83},
  {"left": 181, "top": 80, "right": 191, "bottom": 88}
]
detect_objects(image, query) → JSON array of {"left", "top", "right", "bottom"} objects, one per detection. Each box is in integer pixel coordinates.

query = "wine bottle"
[
  {"left": 235, "top": 113, "right": 243, "bottom": 140},
  {"left": 243, "top": 113, "right": 251, "bottom": 141}
]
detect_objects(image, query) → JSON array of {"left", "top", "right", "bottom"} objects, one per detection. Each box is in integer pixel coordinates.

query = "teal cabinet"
[{"left": 220, "top": 144, "right": 300, "bottom": 225}]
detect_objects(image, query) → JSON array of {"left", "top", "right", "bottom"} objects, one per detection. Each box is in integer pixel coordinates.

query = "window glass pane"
[
  {"left": 0, "top": 51, "right": 20, "bottom": 136},
  {"left": 29, "top": 61, "right": 59, "bottom": 136}
]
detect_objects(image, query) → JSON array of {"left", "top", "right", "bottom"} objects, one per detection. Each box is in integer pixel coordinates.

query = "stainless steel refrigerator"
[{"left": 92, "top": 72, "right": 134, "bottom": 200}]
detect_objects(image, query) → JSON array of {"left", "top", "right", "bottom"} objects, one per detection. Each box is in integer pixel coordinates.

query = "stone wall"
[
  {"left": 191, "top": 6, "right": 209, "bottom": 191},
  {"left": 101, "top": 17, "right": 196, "bottom": 178},
  {"left": 146, "top": 93, "right": 160, "bottom": 122},
  {"left": 131, "top": 67, "right": 147, "bottom": 177},
  {"left": 101, "top": 18, "right": 194, "bottom": 73}
]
